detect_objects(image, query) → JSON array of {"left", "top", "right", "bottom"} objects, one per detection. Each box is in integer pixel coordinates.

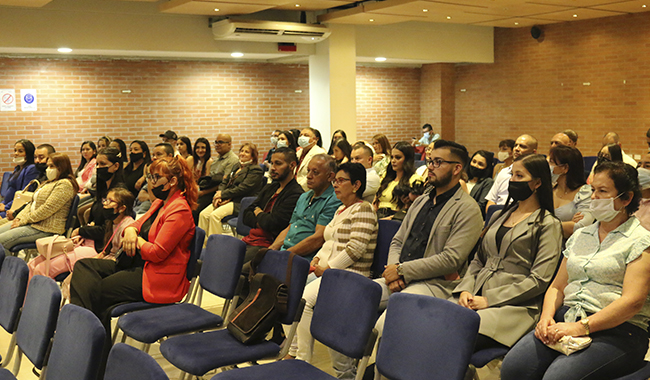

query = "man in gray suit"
[{"left": 369, "top": 140, "right": 484, "bottom": 380}]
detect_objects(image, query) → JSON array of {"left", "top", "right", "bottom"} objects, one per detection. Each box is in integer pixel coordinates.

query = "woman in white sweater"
[{"left": 290, "top": 163, "right": 378, "bottom": 376}]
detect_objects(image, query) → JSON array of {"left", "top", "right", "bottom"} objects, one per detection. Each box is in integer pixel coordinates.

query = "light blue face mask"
[{"left": 590, "top": 193, "right": 624, "bottom": 222}]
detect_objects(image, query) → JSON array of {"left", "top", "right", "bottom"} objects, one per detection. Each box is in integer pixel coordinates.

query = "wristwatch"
[
  {"left": 396, "top": 263, "right": 404, "bottom": 276},
  {"left": 579, "top": 318, "right": 590, "bottom": 335}
]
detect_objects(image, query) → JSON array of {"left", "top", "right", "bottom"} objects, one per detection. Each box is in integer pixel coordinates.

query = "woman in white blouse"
[
  {"left": 289, "top": 163, "right": 378, "bottom": 375},
  {"left": 502, "top": 161, "right": 650, "bottom": 380}
]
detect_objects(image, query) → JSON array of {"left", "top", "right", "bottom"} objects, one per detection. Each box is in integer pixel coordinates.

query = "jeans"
[
  {"left": 501, "top": 307, "right": 648, "bottom": 380},
  {"left": 0, "top": 223, "right": 53, "bottom": 252}
]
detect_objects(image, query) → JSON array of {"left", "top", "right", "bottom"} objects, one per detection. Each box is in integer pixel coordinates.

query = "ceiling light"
[
  {"left": 231, "top": 52, "right": 244, "bottom": 58},
  {"left": 375, "top": 57, "right": 387, "bottom": 62},
  {"left": 369, "top": 18, "right": 374, "bottom": 22},
  {"left": 514, "top": 22, "right": 519, "bottom": 25},
  {"left": 423, "top": 8, "right": 428, "bottom": 12},
  {"left": 57, "top": 47, "right": 72, "bottom": 53},
  {"left": 573, "top": 14, "right": 578, "bottom": 17},
  {"left": 446, "top": 16, "right": 451, "bottom": 19},
  {"left": 295, "top": 4, "right": 300, "bottom": 7},
  {"left": 643, "top": 4, "right": 647, "bottom": 7},
  {"left": 214, "top": 8, "right": 219, "bottom": 11}
]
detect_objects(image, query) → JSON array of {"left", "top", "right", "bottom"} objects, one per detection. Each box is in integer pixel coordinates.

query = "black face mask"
[
  {"left": 102, "top": 207, "right": 119, "bottom": 221},
  {"left": 508, "top": 180, "right": 535, "bottom": 202},
  {"left": 35, "top": 162, "right": 47, "bottom": 174},
  {"left": 469, "top": 165, "right": 489, "bottom": 179},
  {"left": 130, "top": 152, "right": 144, "bottom": 163},
  {"left": 151, "top": 183, "right": 170, "bottom": 200},
  {"left": 96, "top": 166, "right": 114, "bottom": 182}
]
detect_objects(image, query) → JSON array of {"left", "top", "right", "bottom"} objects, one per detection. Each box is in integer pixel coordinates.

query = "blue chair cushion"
[
  {"left": 117, "top": 303, "right": 224, "bottom": 344},
  {"left": 211, "top": 359, "right": 334, "bottom": 380},
  {"left": 160, "top": 329, "right": 280, "bottom": 376},
  {"left": 110, "top": 302, "right": 171, "bottom": 318},
  {"left": 10, "top": 242, "right": 36, "bottom": 254},
  {"left": 227, "top": 218, "right": 238, "bottom": 230},
  {"left": 0, "top": 368, "right": 15, "bottom": 380},
  {"left": 470, "top": 347, "right": 509, "bottom": 368}
]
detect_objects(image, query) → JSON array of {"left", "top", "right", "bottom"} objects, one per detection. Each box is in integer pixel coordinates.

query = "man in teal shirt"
[{"left": 269, "top": 154, "right": 341, "bottom": 261}]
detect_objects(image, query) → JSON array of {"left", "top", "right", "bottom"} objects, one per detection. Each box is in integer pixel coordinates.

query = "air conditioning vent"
[{"left": 212, "top": 19, "right": 331, "bottom": 44}]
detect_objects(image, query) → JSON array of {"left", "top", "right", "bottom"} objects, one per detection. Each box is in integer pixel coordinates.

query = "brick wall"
[{"left": 455, "top": 12, "right": 650, "bottom": 159}]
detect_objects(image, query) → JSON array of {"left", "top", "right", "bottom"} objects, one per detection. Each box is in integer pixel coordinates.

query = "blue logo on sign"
[{"left": 24, "top": 94, "right": 34, "bottom": 104}]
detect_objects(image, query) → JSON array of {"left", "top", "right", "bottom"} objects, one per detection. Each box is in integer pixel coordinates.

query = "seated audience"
[
  {"left": 241, "top": 147, "right": 303, "bottom": 263},
  {"left": 268, "top": 154, "right": 341, "bottom": 261},
  {"left": 562, "top": 129, "right": 578, "bottom": 147},
  {"left": 387, "top": 179, "right": 426, "bottom": 222},
  {"left": 466, "top": 150, "right": 495, "bottom": 217},
  {"left": 135, "top": 143, "right": 174, "bottom": 217},
  {"left": 350, "top": 142, "right": 381, "bottom": 203},
  {"left": 454, "top": 154, "right": 562, "bottom": 354},
  {"left": 262, "top": 130, "right": 282, "bottom": 169},
  {"left": 0, "top": 139, "right": 38, "bottom": 218},
  {"left": 639, "top": 152, "right": 650, "bottom": 170},
  {"left": 501, "top": 161, "right": 650, "bottom": 380},
  {"left": 296, "top": 128, "right": 327, "bottom": 191},
  {"left": 291, "top": 163, "right": 377, "bottom": 377},
  {"left": 75, "top": 140, "right": 97, "bottom": 194},
  {"left": 372, "top": 133, "right": 392, "bottom": 177},
  {"left": 587, "top": 132, "right": 637, "bottom": 184},
  {"left": 159, "top": 130, "right": 178, "bottom": 147},
  {"left": 277, "top": 130, "right": 298, "bottom": 151},
  {"left": 109, "top": 138, "right": 127, "bottom": 167},
  {"left": 374, "top": 141, "right": 420, "bottom": 219},
  {"left": 28, "top": 187, "right": 135, "bottom": 281},
  {"left": 493, "top": 138, "right": 515, "bottom": 177},
  {"left": 486, "top": 134, "right": 537, "bottom": 210},
  {"left": 97, "top": 136, "right": 111, "bottom": 151},
  {"left": 195, "top": 134, "right": 238, "bottom": 221},
  {"left": 332, "top": 138, "right": 352, "bottom": 166},
  {"left": 176, "top": 136, "right": 192, "bottom": 160},
  {"left": 549, "top": 146, "right": 594, "bottom": 239},
  {"left": 549, "top": 132, "right": 573, "bottom": 149},
  {"left": 0, "top": 153, "right": 78, "bottom": 251},
  {"left": 415, "top": 142, "right": 434, "bottom": 177},
  {"left": 327, "top": 129, "right": 347, "bottom": 156},
  {"left": 30, "top": 143, "right": 55, "bottom": 188},
  {"left": 369, "top": 140, "right": 483, "bottom": 380},
  {"left": 186, "top": 137, "right": 212, "bottom": 181},
  {"left": 124, "top": 140, "right": 151, "bottom": 196},
  {"left": 587, "top": 143, "right": 623, "bottom": 184},
  {"left": 412, "top": 123, "right": 440, "bottom": 147},
  {"left": 198, "top": 143, "right": 264, "bottom": 238}
]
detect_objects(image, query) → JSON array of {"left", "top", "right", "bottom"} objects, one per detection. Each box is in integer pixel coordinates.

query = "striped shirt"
[{"left": 315, "top": 201, "right": 377, "bottom": 277}]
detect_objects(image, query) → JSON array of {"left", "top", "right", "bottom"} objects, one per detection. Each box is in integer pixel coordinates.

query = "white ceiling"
[{"left": 1, "top": 0, "right": 648, "bottom": 27}]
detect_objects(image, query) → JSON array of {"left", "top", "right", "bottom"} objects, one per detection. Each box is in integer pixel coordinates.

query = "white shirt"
[
  {"left": 363, "top": 167, "right": 381, "bottom": 203},
  {"left": 485, "top": 165, "right": 512, "bottom": 205}
]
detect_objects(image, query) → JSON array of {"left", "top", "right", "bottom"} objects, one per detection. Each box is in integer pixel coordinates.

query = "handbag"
[
  {"left": 9, "top": 179, "right": 39, "bottom": 213},
  {"left": 546, "top": 335, "right": 592, "bottom": 355},
  {"left": 35, "top": 235, "right": 74, "bottom": 276},
  {"left": 227, "top": 248, "right": 294, "bottom": 345}
]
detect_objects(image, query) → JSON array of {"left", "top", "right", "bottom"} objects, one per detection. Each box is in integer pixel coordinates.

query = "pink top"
[
  {"left": 105, "top": 216, "right": 135, "bottom": 258},
  {"left": 77, "top": 158, "right": 96, "bottom": 192}
]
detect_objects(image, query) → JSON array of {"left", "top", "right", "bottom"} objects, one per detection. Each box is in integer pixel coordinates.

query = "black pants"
[{"left": 69, "top": 258, "right": 144, "bottom": 379}]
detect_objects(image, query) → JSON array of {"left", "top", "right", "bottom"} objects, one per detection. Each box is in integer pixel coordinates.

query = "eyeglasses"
[
  {"left": 146, "top": 173, "right": 162, "bottom": 184},
  {"left": 214, "top": 140, "right": 229, "bottom": 145},
  {"left": 102, "top": 198, "right": 118, "bottom": 206},
  {"left": 332, "top": 178, "right": 351, "bottom": 186},
  {"left": 427, "top": 158, "right": 460, "bottom": 168}
]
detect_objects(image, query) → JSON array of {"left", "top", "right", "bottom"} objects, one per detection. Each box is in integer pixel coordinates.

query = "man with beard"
[
  {"left": 368, "top": 140, "right": 483, "bottom": 380},
  {"left": 241, "top": 147, "right": 304, "bottom": 263}
]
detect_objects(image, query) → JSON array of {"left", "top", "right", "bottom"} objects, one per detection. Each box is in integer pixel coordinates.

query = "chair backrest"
[
  {"left": 0, "top": 171, "right": 12, "bottom": 198},
  {"left": 201, "top": 234, "right": 246, "bottom": 299},
  {"left": 311, "top": 270, "right": 382, "bottom": 359},
  {"left": 583, "top": 155, "right": 598, "bottom": 174},
  {"left": 65, "top": 195, "right": 81, "bottom": 238},
  {"left": 0, "top": 245, "right": 5, "bottom": 269},
  {"left": 256, "top": 250, "right": 310, "bottom": 325},
  {"left": 104, "top": 343, "right": 169, "bottom": 380},
  {"left": 236, "top": 196, "right": 257, "bottom": 237},
  {"left": 377, "top": 293, "right": 480, "bottom": 380},
  {"left": 371, "top": 220, "right": 401, "bottom": 278},
  {"left": 16, "top": 275, "right": 61, "bottom": 369},
  {"left": 0, "top": 256, "right": 29, "bottom": 333},
  {"left": 186, "top": 226, "right": 205, "bottom": 281},
  {"left": 45, "top": 304, "right": 105, "bottom": 380},
  {"left": 485, "top": 204, "right": 504, "bottom": 228}
]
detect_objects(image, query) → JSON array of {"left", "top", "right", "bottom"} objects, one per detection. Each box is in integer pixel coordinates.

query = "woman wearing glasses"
[
  {"left": 454, "top": 154, "right": 562, "bottom": 355},
  {"left": 289, "top": 163, "right": 377, "bottom": 374}
]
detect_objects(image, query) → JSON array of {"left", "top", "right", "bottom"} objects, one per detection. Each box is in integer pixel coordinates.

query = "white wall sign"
[
  {"left": 0, "top": 89, "right": 16, "bottom": 112},
  {"left": 20, "top": 89, "right": 37, "bottom": 112}
]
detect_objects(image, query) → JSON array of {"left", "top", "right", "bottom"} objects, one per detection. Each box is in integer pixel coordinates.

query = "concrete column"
[{"left": 420, "top": 63, "right": 456, "bottom": 141}]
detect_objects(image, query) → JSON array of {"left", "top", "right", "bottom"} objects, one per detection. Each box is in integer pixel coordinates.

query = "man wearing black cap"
[{"left": 160, "top": 130, "right": 178, "bottom": 145}]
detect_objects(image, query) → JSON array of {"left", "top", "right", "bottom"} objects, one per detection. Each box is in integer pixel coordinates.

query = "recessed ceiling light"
[
  {"left": 231, "top": 52, "right": 244, "bottom": 58},
  {"left": 375, "top": 57, "right": 387, "bottom": 62},
  {"left": 214, "top": 8, "right": 219, "bottom": 11},
  {"left": 57, "top": 47, "right": 72, "bottom": 53},
  {"left": 573, "top": 14, "right": 578, "bottom": 17},
  {"left": 369, "top": 18, "right": 374, "bottom": 22},
  {"left": 514, "top": 22, "right": 519, "bottom": 25},
  {"left": 423, "top": 8, "right": 428, "bottom": 12},
  {"left": 446, "top": 16, "right": 451, "bottom": 19},
  {"left": 295, "top": 4, "right": 300, "bottom": 7},
  {"left": 643, "top": 4, "right": 647, "bottom": 7}
]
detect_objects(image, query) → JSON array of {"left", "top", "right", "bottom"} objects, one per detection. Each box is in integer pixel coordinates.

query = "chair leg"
[
  {"left": 1, "top": 333, "right": 16, "bottom": 368},
  {"left": 12, "top": 349, "right": 23, "bottom": 376},
  {"left": 177, "top": 371, "right": 187, "bottom": 380},
  {"left": 111, "top": 325, "right": 120, "bottom": 344},
  {"left": 142, "top": 343, "right": 150, "bottom": 353}
]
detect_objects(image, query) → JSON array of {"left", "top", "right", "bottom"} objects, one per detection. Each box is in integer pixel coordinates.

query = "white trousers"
[{"left": 198, "top": 202, "right": 234, "bottom": 238}]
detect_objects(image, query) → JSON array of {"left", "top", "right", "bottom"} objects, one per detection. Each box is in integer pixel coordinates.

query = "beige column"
[{"left": 420, "top": 63, "right": 455, "bottom": 141}]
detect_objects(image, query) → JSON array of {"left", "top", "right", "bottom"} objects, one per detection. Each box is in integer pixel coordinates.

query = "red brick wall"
[
  {"left": 356, "top": 65, "right": 422, "bottom": 147},
  {"left": 455, "top": 12, "right": 650, "bottom": 159},
  {"left": 0, "top": 58, "right": 311, "bottom": 171}
]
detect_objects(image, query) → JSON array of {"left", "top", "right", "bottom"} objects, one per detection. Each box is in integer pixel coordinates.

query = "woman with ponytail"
[{"left": 69, "top": 155, "right": 197, "bottom": 351}]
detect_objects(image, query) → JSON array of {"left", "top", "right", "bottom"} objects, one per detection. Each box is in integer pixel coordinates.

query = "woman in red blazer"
[{"left": 69, "top": 154, "right": 197, "bottom": 335}]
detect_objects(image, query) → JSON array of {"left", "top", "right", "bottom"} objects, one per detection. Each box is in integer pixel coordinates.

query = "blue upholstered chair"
[
  {"left": 376, "top": 293, "right": 480, "bottom": 380},
  {"left": 209, "top": 269, "right": 383, "bottom": 380},
  {"left": 371, "top": 219, "right": 401, "bottom": 279},
  {"left": 484, "top": 204, "right": 504, "bottom": 228},
  {"left": 104, "top": 343, "right": 169, "bottom": 380},
  {"left": 227, "top": 196, "right": 257, "bottom": 238},
  {"left": 116, "top": 234, "right": 246, "bottom": 352},
  {"left": 0, "top": 172, "right": 12, "bottom": 200},
  {"left": 111, "top": 226, "right": 205, "bottom": 343},
  {"left": 0, "top": 275, "right": 61, "bottom": 377},
  {"left": 159, "top": 250, "right": 310, "bottom": 379},
  {"left": 0, "top": 256, "right": 29, "bottom": 368}
]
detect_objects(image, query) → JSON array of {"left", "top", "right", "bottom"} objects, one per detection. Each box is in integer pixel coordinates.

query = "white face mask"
[
  {"left": 298, "top": 136, "right": 311, "bottom": 148},
  {"left": 423, "top": 131, "right": 430, "bottom": 139},
  {"left": 270, "top": 136, "right": 278, "bottom": 147},
  {"left": 590, "top": 193, "right": 624, "bottom": 222},
  {"left": 240, "top": 159, "right": 253, "bottom": 166},
  {"left": 497, "top": 151, "right": 510, "bottom": 162},
  {"left": 549, "top": 164, "right": 560, "bottom": 184},
  {"left": 276, "top": 140, "right": 288, "bottom": 149},
  {"left": 46, "top": 168, "right": 58, "bottom": 181},
  {"left": 12, "top": 156, "right": 25, "bottom": 165}
]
